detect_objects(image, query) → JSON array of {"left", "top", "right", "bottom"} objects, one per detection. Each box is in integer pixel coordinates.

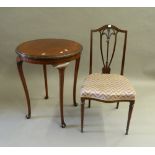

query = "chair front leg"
[
  {"left": 81, "top": 98, "right": 85, "bottom": 132},
  {"left": 125, "top": 101, "right": 135, "bottom": 135}
]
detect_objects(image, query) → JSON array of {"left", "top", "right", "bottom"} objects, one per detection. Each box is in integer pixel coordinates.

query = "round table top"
[{"left": 16, "top": 39, "right": 83, "bottom": 59}]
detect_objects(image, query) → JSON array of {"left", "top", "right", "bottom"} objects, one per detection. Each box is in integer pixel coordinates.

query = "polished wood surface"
[
  {"left": 16, "top": 39, "right": 82, "bottom": 59},
  {"left": 16, "top": 38, "right": 82, "bottom": 128}
]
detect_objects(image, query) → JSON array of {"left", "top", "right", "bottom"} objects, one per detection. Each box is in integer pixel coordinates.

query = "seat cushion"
[{"left": 80, "top": 73, "right": 136, "bottom": 102}]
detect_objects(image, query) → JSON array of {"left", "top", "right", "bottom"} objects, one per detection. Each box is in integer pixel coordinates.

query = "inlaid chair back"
[{"left": 89, "top": 24, "right": 127, "bottom": 75}]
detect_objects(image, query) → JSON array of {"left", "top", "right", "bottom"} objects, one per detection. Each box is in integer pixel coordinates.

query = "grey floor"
[{"left": 0, "top": 64, "right": 155, "bottom": 147}]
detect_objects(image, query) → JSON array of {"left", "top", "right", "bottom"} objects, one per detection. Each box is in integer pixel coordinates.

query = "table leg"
[
  {"left": 43, "top": 65, "right": 48, "bottom": 99},
  {"left": 73, "top": 57, "right": 80, "bottom": 106},
  {"left": 16, "top": 58, "right": 31, "bottom": 119},
  {"left": 58, "top": 67, "right": 66, "bottom": 128}
]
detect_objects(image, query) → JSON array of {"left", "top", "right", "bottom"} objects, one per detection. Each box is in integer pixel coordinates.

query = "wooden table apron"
[{"left": 16, "top": 40, "right": 81, "bottom": 128}]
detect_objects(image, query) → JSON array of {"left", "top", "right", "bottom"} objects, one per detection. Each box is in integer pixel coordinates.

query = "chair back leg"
[
  {"left": 116, "top": 102, "right": 119, "bottom": 109},
  {"left": 88, "top": 100, "right": 91, "bottom": 108}
]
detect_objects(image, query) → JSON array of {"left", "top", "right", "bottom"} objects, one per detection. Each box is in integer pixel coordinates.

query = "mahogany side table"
[{"left": 16, "top": 39, "right": 82, "bottom": 128}]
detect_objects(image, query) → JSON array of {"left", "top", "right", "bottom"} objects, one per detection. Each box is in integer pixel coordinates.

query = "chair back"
[{"left": 89, "top": 24, "right": 127, "bottom": 75}]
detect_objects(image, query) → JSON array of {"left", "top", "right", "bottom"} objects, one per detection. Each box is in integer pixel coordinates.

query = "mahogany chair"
[{"left": 80, "top": 24, "right": 136, "bottom": 135}]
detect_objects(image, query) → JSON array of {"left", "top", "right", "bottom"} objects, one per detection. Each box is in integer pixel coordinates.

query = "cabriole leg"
[
  {"left": 73, "top": 57, "right": 80, "bottom": 106},
  {"left": 58, "top": 67, "right": 66, "bottom": 128},
  {"left": 16, "top": 57, "right": 31, "bottom": 119},
  {"left": 43, "top": 65, "right": 48, "bottom": 99}
]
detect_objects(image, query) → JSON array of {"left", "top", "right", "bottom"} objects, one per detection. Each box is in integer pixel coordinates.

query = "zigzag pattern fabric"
[{"left": 81, "top": 73, "right": 136, "bottom": 101}]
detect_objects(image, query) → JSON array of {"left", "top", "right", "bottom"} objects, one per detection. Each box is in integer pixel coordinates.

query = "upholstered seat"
[{"left": 81, "top": 73, "right": 136, "bottom": 102}]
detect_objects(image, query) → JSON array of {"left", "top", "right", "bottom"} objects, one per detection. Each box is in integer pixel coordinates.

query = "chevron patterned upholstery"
[{"left": 81, "top": 73, "right": 136, "bottom": 101}]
